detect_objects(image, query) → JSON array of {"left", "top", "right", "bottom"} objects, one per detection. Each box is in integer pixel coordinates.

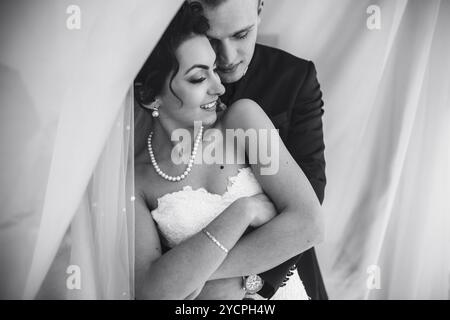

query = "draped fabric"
[
  {"left": 259, "top": 0, "right": 450, "bottom": 299},
  {"left": 0, "top": 0, "right": 183, "bottom": 299},
  {"left": 1, "top": 0, "right": 448, "bottom": 300}
]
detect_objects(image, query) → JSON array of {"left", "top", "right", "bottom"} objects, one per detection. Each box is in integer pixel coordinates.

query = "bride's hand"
[{"left": 246, "top": 193, "right": 278, "bottom": 228}]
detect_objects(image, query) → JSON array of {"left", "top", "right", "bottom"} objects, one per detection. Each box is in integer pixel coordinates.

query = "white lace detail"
[
  {"left": 150, "top": 166, "right": 309, "bottom": 300},
  {"left": 151, "top": 167, "right": 262, "bottom": 248}
]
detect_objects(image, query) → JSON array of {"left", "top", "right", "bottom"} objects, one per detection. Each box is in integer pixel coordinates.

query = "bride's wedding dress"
[{"left": 151, "top": 167, "right": 309, "bottom": 300}]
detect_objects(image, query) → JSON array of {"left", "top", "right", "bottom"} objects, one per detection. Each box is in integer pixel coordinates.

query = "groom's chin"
[{"left": 218, "top": 69, "right": 245, "bottom": 84}]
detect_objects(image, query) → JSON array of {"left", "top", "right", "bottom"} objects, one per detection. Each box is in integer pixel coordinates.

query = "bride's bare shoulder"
[{"left": 221, "top": 99, "right": 265, "bottom": 129}]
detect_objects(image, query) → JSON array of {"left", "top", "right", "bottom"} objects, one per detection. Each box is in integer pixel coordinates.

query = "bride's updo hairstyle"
[{"left": 135, "top": 2, "right": 209, "bottom": 107}]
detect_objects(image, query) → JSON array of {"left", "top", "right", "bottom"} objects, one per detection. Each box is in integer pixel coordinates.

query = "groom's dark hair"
[
  {"left": 135, "top": 2, "right": 209, "bottom": 106},
  {"left": 194, "top": 0, "right": 263, "bottom": 14}
]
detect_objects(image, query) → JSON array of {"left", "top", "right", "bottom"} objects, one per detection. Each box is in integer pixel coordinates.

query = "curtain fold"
[
  {"left": 260, "top": 0, "right": 450, "bottom": 299},
  {"left": 0, "top": 0, "right": 183, "bottom": 299}
]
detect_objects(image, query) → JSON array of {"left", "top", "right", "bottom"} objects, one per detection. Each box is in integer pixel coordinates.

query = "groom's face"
[{"left": 201, "top": 0, "right": 261, "bottom": 84}]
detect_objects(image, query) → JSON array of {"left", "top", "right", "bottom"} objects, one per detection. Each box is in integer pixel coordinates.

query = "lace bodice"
[
  {"left": 150, "top": 166, "right": 309, "bottom": 300},
  {"left": 151, "top": 167, "right": 262, "bottom": 248}
]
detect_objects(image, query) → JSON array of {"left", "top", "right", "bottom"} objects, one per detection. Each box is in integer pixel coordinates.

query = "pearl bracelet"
[{"left": 202, "top": 229, "right": 229, "bottom": 254}]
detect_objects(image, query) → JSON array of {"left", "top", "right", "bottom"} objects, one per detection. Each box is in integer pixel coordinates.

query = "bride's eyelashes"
[
  {"left": 188, "top": 68, "right": 219, "bottom": 84},
  {"left": 189, "top": 77, "right": 206, "bottom": 84}
]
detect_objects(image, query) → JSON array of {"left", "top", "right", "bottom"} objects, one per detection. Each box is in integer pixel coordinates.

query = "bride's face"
[{"left": 158, "top": 35, "right": 225, "bottom": 128}]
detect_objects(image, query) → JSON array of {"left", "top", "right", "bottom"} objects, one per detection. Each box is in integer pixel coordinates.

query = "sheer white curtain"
[
  {"left": 0, "top": 0, "right": 183, "bottom": 299},
  {"left": 260, "top": 0, "right": 450, "bottom": 299},
  {"left": 2, "top": 0, "right": 449, "bottom": 301}
]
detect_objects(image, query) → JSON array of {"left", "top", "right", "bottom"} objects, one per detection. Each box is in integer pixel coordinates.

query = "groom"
[{"left": 193, "top": 0, "right": 328, "bottom": 299}]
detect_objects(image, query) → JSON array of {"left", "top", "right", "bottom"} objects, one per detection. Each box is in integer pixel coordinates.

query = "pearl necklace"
[{"left": 147, "top": 126, "right": 203, "bottom": 182}]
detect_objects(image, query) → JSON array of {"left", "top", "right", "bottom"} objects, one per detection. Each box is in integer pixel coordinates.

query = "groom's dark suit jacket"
[{"left": 220, "top": 43, "right": 327, "bottom": 300}]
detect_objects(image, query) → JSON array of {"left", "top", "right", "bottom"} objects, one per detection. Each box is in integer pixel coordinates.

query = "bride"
[{"left": 134, "top": 2, "right": 324, "bottom": 300}]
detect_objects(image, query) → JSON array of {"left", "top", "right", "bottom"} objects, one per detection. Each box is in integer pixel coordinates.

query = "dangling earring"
[{"left": 149, "top": 99, "right": 160, "bottom": 118}]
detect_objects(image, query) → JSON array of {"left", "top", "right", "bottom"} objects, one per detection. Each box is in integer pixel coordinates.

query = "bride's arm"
[
  {"left": 134, "top": 189, "right": 254, "bottom": 300},
  {"left": 208, "top": 99, "right": 325, "bottom": 280}
]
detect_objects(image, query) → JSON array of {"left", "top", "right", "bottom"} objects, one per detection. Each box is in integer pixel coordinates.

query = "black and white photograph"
[{"left": 0, "top": 0, "right": 449, "bottom": 306}]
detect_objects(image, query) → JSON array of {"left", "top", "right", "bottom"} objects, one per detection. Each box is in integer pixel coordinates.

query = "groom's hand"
[{"left": 195, "top": 277, "right": 246, "bottom": 300}]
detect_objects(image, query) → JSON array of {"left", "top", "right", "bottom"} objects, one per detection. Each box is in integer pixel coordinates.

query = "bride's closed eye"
[
  {"left": 189, "top": 77, "right": 206, "bottom": 84},
  {"left": 189, "top": 67, "right": 219, "bottom": 84}
]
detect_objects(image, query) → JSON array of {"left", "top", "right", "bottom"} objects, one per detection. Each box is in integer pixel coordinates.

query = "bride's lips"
[{"left": 200, "top": 100, "right": 217, "bottom": 111}]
